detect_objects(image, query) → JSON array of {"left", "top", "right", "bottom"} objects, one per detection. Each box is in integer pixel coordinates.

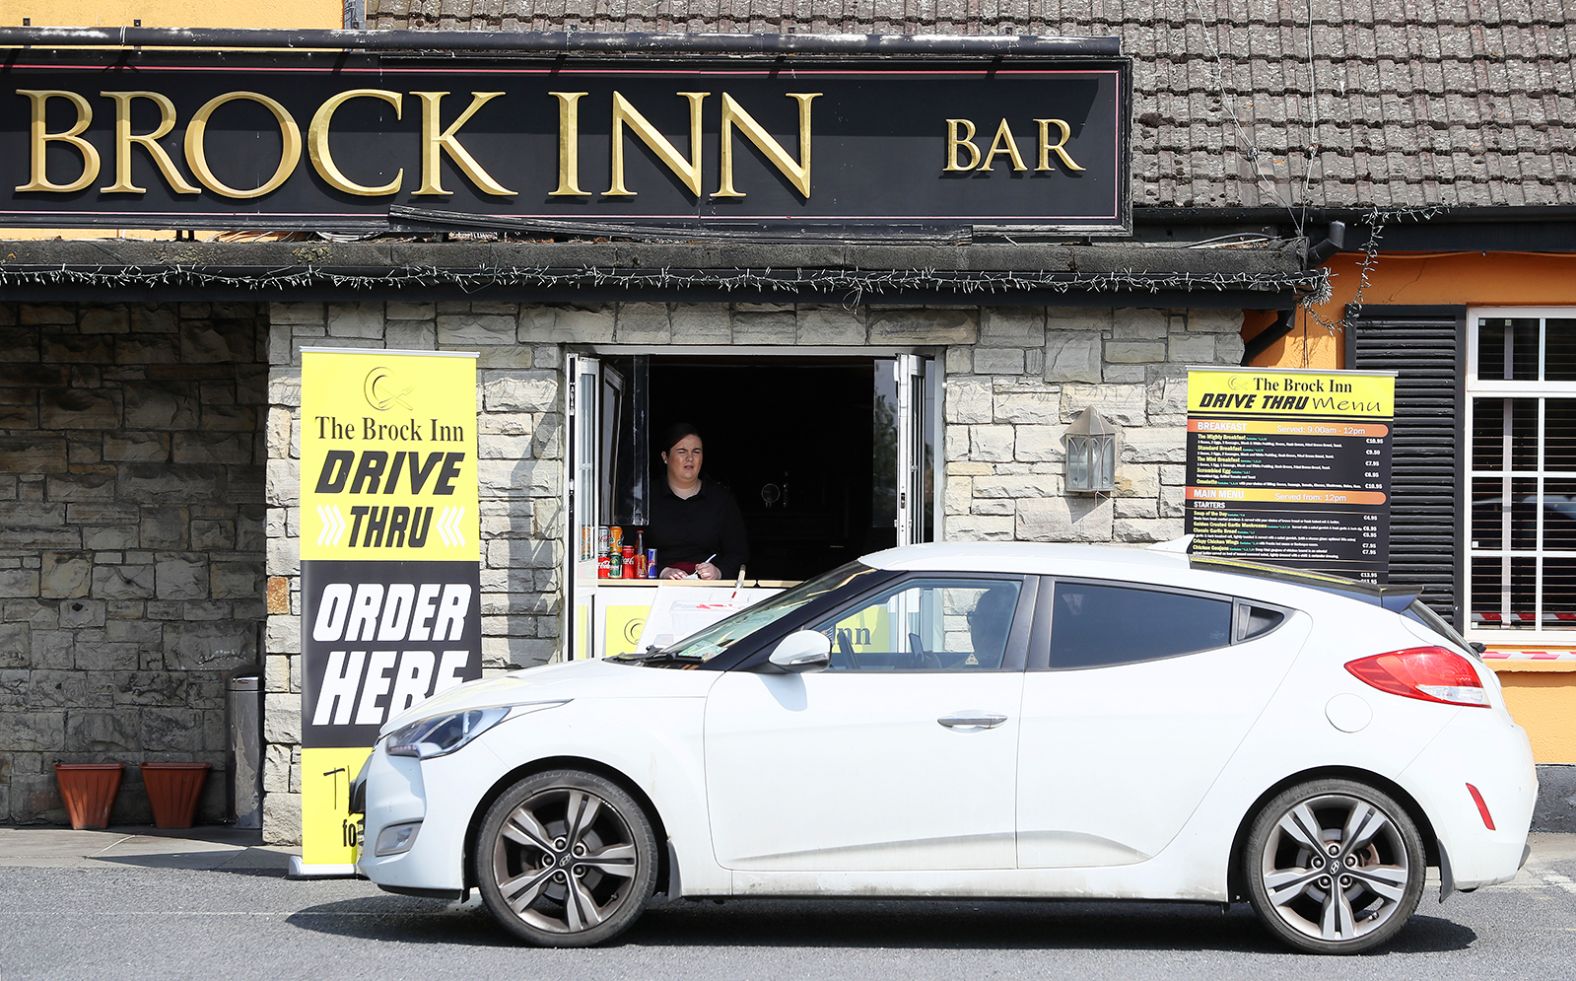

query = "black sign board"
[
  {"left": 1184, "top": 369, "right": 1398, "bottom": 584},
  {"left": 0, "top": 48, "right": 1129, "bottom": 233}
]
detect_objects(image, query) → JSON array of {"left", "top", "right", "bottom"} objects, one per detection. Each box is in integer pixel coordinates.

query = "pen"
[{"left": 689, "top": 554, "right": 718, "bottom": 580}]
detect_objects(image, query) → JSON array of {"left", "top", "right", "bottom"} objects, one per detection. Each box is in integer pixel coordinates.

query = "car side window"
[
  {"left": 1049, "top": 581, "right": 1233, "bottom": 669},
  {"left": 814, "top": 578, "right": 1022, "bottom": 671}
]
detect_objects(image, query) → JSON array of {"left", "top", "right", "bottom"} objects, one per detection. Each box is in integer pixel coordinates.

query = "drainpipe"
[
  {"left": 1241, "top": 221, "right": 1349, "bottom": 366},
  {"left": 1241, "top": 309, "right": 1294, "bottom": 366}
]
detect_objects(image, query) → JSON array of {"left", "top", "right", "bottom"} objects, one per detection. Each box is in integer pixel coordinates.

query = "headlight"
[
  {"left": 384, "top": 701, "right": 567, "bottom": 759},
  {"left": 385, "top": 707, "right": 507, "bottom": 759}
]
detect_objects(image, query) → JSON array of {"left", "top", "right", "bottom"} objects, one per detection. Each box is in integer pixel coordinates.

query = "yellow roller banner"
[{"left": 295, "top": 349, "right": 482, "bottom": 875}]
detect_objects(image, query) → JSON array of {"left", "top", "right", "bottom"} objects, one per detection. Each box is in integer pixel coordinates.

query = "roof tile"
[{"left": 359, "top": 0, "right": 1576, "bottom": 209}]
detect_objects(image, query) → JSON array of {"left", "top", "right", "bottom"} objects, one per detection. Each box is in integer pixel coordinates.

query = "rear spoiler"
[{"left": 1189, "top": 555, "right": 1422, "bottom": 613}]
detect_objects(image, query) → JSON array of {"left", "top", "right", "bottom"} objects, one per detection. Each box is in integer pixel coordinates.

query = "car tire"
[
  {"left": 1243, "top": 778, "right": 1426, "bottom": 955},
  {"left": 475, "top": 769, "right": 660, "bottom": 947}
]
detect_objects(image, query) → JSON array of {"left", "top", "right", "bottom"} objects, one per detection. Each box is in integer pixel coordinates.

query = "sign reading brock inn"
[{"left": 0, "top": 48, "right": 1129, "bottom": 232}]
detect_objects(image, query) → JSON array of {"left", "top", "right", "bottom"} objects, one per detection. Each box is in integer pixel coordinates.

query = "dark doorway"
[{"left": 644, "top": 356, "right": 898, "bottom": 581}]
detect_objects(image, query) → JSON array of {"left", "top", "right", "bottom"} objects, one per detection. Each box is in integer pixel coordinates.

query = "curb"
[{"left": 1535, "top": 765, "right": 1576, "bottom": 833}]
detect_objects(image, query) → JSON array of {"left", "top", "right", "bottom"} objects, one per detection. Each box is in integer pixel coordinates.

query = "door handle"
[{"left": 937, "top": 713, "right": 1008, "bottom": 730}]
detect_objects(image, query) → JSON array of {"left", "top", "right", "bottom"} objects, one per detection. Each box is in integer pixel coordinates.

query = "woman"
[{"left": 648, "top": 422, "right": 748, "bottom": 580}]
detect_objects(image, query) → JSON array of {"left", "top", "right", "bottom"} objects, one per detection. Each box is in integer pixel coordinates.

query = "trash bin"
[{"left": 229, "top": 675, "right": 262, "bottom": 830}]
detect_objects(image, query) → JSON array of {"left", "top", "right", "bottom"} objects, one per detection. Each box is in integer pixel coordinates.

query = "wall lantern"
[{"left": 1064, "top": 407, "right": 1117, "bottom": 493}]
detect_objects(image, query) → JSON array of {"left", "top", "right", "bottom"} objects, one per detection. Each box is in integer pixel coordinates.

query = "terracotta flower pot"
[
  {"left": 53, "top": 763, "right": 123, "bottom": 830},
  {"left": 139, "top": 763, "right": 211, "bottom": 830}
]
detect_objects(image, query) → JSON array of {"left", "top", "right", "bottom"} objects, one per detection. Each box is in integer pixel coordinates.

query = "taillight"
[{"left": 1345, "top": 646, "right": 1489, "bottom": 708}]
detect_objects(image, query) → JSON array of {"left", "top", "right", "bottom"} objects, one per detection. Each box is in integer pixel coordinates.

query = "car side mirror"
[
  {"left": 767, "top": 630, "right": 831, "bottom": 672},
  {"left": 1470, "top": 641, "right": 1487, "bottom": 655}
]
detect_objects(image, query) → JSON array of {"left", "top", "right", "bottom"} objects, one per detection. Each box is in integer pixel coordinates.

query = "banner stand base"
[{"left": 288, "top": 855, "right": 360, "bottom": 879}]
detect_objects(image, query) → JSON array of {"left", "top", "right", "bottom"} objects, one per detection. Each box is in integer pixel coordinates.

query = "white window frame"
[
  {"left": 1464, "top": 306, "right": 1576, "bottom": 642},
  {"left": 561, "top": 346, "right": 945, "bottom": 660}
]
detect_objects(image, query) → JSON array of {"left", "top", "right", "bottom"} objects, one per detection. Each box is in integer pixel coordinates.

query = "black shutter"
[{"left": 1346, "top": 306, "right": 1466, "bottom": 627}]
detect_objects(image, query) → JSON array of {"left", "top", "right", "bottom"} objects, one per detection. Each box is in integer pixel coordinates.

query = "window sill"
[{"left": 1483, "top": 651, "right": 1576, "bottom": 673}]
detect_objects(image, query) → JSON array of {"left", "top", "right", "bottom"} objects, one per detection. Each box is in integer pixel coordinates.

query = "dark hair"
[
  {"left": 968, "top": 586, "right": 1017, "bottom": 657},
  {"left": 660, "top": 422, "right": 702, "bottom": 455}
]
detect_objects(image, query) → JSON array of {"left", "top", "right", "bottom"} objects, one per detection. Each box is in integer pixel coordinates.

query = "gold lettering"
[
  {"left": 15, "top": 90, "right": 100, "bottom": 193},
  {"left": 943, "top": 118, "right": 980, "bottom": 173},
  {"left": 549, "top": 92, "right": 589, "bottom": 197},
  {"left": 1035, "top": 118, "right": 1086, "bottom": 172},
  {"left": 99, "top": 91, "right": 199, "bottom": 195},
  {"left": 606, "top": 91, "right": 708, "bottom": 198},
  {"left": 411, "top": 91, "right": 514, "bottom": 197},
  {"left": 979, "top": 118, "right": 1027, "bottom": 173},
  {"left": 712, "top": 92, "right": 818, "bottom": 199},
  {"left": 184, "top": 91, "right": 302, "bottom": 200},
  {"left": 308, "top": 89, "right": 404, "bottom": 196}
]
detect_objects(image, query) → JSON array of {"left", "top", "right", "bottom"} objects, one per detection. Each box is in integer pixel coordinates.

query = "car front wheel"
[
  {"left": 1244, "top": 778, "right": 1426, "bottom": 954},
  {"left": 475, "top": 769, "right": 659, "bottom": 947}
]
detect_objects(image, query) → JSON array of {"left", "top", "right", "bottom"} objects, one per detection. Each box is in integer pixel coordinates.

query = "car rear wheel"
[
  {"left": 476, "top": 769, "right": 659, "bottom": 947},
  {"left": 1244, "top": 778, "right": 1426, "bottom": 954}
]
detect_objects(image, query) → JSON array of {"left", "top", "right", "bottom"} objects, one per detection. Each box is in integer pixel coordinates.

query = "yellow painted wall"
[
  {"left": 1, "top": 1, "right": 341, "bottom": 238},
  {"left": 1247, "top": 252, "right": 1576, "bottom": 371},
  {"left": 1498, "top": 669, "right": 1576, "bottom": 764},
  {"left": 2, "top": 1, "right": 341, "bottom": 29},
  {"left": 1244, "top": 251, "right": 1576, "bottom": 765}
]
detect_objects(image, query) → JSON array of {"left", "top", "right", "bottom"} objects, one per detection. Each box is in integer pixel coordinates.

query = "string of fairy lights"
[
  {"left": 1303, "top": 204, "right": 1451, "bottom": 335},
  {"left": 1185, "top": 1, "right": 1454, "bottom": 348},
  {"left": 0, "top": 262, "right": 1329, "bottom": 303}
]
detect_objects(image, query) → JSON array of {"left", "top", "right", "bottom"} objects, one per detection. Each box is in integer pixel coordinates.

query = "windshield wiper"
[{"left": 611, "top": 645, "right": 702, "bottom": 665}]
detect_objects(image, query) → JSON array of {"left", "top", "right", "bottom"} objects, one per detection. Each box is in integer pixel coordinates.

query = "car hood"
[{"left": 378, "top": 657, "right": 718, "bottom": 737}]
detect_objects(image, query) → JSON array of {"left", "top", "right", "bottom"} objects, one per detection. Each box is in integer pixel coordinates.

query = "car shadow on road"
[
  {"left": 286, "top": 894, "right": 1477, "bottom": 954},
  {"left": 286, "top": 896, "right": 519, "bottom": 947},
  {"left": 629, "top": 900, "right": 1478, "bottom": 954}
]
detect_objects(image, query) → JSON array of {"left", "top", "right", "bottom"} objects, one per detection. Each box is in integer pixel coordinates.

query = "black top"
[{"left": 647, "top": 480, "right": 749, "bottom": 578}]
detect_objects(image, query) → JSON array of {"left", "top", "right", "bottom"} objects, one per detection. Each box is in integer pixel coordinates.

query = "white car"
[{"left": 353, "top": 543, "right": 1535, "bottom": 954}]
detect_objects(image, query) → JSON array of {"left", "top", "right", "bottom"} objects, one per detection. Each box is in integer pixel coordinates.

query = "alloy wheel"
[
  {"left": 1257, "top": 791, "right": 1415, "bottom": 944},
  {"left": 490, "top": 786, "right": 641, "bottom": 935}
]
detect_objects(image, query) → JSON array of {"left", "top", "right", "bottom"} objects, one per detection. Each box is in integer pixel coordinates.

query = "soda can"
[
  {"left": 645, "top": 548, "right": 658, "bottom": 578},
  {"left": 609, "top": 525, "right": 624, "bottom": 549},
  {"left": 596, "top": 553, "right": 610, "bottom": 579},
  {"left": 621, "top": 545, "right": 635, "bottom": 579},
  {"left": 596, "top": 525, "right": 608, "bottom": 556},
  {"left": 608, "top": 547, "right": 623, "bottom": 579}
]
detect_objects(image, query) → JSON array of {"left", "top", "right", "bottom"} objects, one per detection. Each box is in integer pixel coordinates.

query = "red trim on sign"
[{"left": 8, "top": 63, "right": 1119, "bottom": 78}]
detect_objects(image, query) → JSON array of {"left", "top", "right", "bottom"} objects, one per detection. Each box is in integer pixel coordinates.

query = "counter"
[{"left": 572, "top": 571, "right": 792, "bottom": 659}]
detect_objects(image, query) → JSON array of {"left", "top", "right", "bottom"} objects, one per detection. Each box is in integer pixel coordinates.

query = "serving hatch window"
[
  {"left": 568, "top": 353, "right": 937, "bottom": 583},
  {"left": 1465, "top": 309, "right": 1576, "bottom": 636}
]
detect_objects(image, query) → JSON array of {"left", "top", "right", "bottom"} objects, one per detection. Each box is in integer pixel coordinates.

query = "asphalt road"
[{"left": 4, "top": 833, "right": 1575, "bottom": 980}]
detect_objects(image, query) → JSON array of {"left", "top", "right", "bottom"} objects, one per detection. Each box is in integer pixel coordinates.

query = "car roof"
[
  {"left": 862, "top": 542, "right": 1192, "bottom": 577},
  {"left": 860, "top": 542, "right": 1422, "bottom": 612}
]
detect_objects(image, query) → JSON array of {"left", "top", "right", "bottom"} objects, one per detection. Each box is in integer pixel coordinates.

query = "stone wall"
[
  {"left": 0, "top": 302, "right": 266, "bottom": 824},
  {"left": 260, "top": 299, "right": 1243, "bottom": 842},
  {"left": 943, "top": 307, "right": 1244, "bottom": 543}
]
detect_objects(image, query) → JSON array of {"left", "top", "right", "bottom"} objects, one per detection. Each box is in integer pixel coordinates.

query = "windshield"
[{"left": 635, "top": 561, "right": 880, "bottom": 663}]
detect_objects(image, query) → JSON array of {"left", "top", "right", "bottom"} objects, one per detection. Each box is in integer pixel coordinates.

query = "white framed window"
[{"left": 1465, "top": 307, "right": 1576, "bottom": 640}]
